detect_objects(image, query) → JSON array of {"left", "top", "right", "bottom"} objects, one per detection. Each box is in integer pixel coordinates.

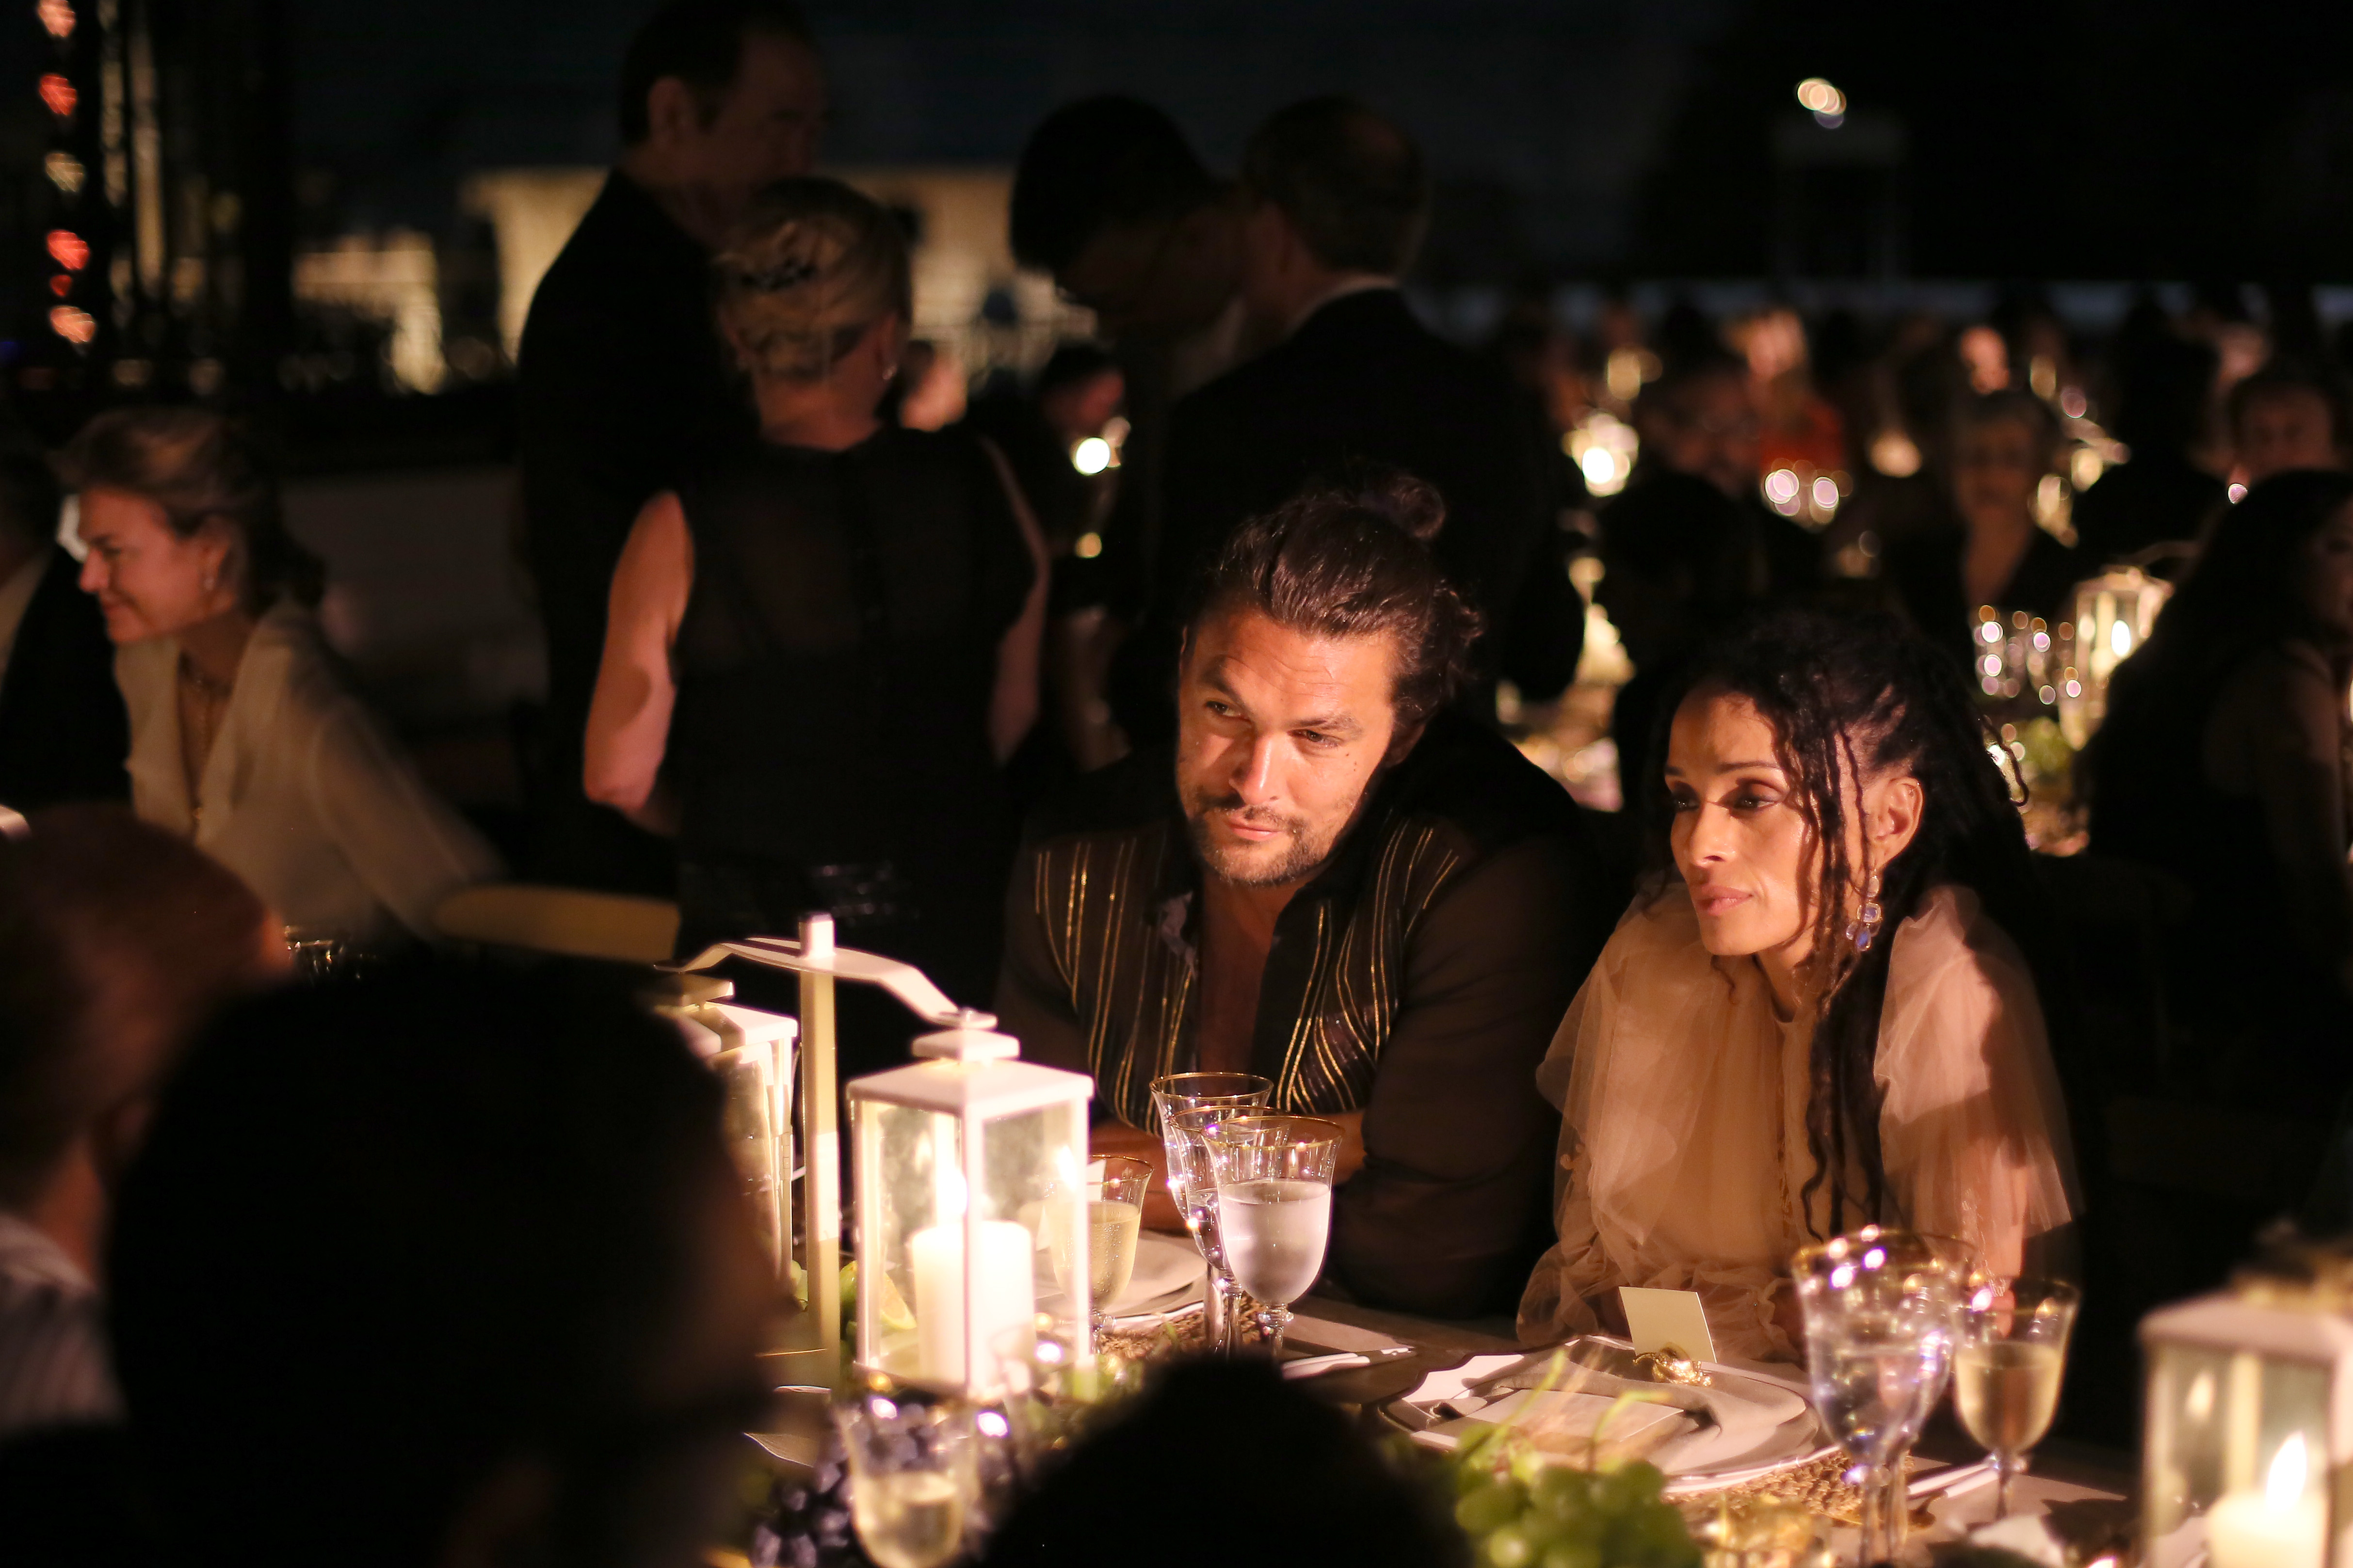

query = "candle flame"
[{"left": 2267, "top": 1433, "right": 2308, "bottom": 1508}]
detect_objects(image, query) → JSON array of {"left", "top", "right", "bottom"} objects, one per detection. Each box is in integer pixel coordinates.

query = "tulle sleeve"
[
  {"left": 1875, "top": 888, "right": 2081, "bottom": 1280},
  {"left": 1518, "top": 893, "right": 1799, "bottom": 1360}
]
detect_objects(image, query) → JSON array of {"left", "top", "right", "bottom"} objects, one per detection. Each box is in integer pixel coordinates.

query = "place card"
[{"left": 1618, "top": 1286, "right": 1718, "bottom": 1363}]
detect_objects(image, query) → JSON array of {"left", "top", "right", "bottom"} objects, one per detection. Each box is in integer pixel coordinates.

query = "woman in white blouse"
[
  {"left": 1519, "top": 608, "right": 2079, "bottom": 1361},
  {"left": 65, "top": 409, "right": 498, "bottom": 945}
]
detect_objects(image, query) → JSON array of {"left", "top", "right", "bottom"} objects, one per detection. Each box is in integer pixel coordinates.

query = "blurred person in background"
[
  {"left": 0, "top": 807, "right": 283, "bottom": 1439},
  {"left": 2229, "top": 361, "right": 2348, "bottom": 484},
  {"left": 519, "top": 0, "right": 825, "bottom": 896},
  {"left": 1593, "top": 472, "right": 1768, "bottom": 772},
  {"left": 586, "top": 178, "right": 1046, "bottom": 1074},
  {"left": 1010, "top": 97, "right": 1248, "bottom": 744},
  {"left": 2088, "top": 470, "right": 2353, "bottom": 1108},
  {"left": 1883, "top": 390, "right": 2084, "bottom": 662},
  {"left": 1735, "top": 305, "right": 1845, "bottom": 480},
  {"left": 1479, "top": 289, "right": 1592, "bottom": 704},
  {"left": 886, "top": 339, "right": 969, "bottom": 432},
  {"left": 0, "top": 440, "right": 125, "bottom": 811},
  {"left": 1630, "top": 350, "right": 1820, "bottom": 594},
  {"left": 1148, "top": 95, "right": 1567, "bottom": 736},
  {"left": 67, "top": 409, "right": 500, "bottom": 947},
  {"left": 108, "top": 961, "right": 772, "bottom": 1568},
  {"left": 963, "top": 343, "right": 1132, "bottom": 777},
  {"left": 2073, "top": 313, "right": 2224, "bottom": 567}
]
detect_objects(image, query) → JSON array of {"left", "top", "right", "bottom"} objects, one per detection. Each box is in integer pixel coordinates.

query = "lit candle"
[
  {"left": 2208, "top": 1433, "right": 2328, "bottom": 1568},
  {"left": 908, "top": 1219, "right": 1035, "bottom": 1388}
]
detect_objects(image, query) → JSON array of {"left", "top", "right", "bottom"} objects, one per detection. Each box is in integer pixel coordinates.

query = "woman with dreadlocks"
[{"left": 1518, "top": 607, "right": 2079, "bottom": 1360}]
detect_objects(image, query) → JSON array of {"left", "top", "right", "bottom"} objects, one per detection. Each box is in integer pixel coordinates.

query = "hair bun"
[{"left": 1321, "top": 464, "right": 1446, "bottom": 545}]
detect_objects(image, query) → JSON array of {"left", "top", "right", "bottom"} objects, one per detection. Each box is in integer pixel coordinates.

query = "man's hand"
[{"left": 1090, "top": 1110, "right": 1367, "bottom": 1234}]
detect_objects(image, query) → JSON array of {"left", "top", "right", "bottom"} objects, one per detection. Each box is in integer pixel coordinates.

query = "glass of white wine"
[
  {"left": 1792, "top": 1227, "right": 1964, "bottom": 1568},
  {"left": 1206, "top": 1114, "right": 1343, "bottom": 1359},
  {"left": 1953, "top": 1275, "right": 2079, "bottom": 1520},
  {"left": 835, "top": 1389, "right": 977, "bottom": 1568},
  {"left": 1048, "top": 1154, "right": 1153, "bottom": 1351}
]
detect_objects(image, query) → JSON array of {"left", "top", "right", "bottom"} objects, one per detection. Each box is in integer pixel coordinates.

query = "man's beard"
[{"left": 1180, "top": 790, "right": 1344, "bottom": 888}]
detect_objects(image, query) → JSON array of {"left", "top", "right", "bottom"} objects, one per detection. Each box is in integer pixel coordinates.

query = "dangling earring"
[{"left": 1846, "top": 869, "right": 1885, "bottom": 954}]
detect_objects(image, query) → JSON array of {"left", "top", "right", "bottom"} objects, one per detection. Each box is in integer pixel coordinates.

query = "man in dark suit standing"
[
  {"left": 1143, "top": 97, "right": 1561, "bottom": 738},
  {"left": 517, "top": 0, "right": 824, "bottom": 892},
  {"left": 0, "top": 445, "right": 125, "bottom": 811}
]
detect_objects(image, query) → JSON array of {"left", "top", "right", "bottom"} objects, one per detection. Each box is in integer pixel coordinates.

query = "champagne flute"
[
  {"left": 1150, "top": 1072, "right": 1271, "bottom": 1353},
  {"left": 1047, "top": 1155, "right": 1152, "bottom": 1352},
  {"left": 834, "top": 1389, "right": 977, "bottom": 1568},
  {"left": 1792, "top": 1226, "right": 1964, "bottom": 1568},
  {"left": 1205, "top": 1114, "right": 1342, "bottom": 1359},
  {"left": 1953, "top": 1275, "right": 2078, "bottom": 1520}
]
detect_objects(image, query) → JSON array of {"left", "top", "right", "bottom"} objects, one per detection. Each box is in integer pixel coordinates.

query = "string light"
[
  {"left": 38, "top": 73, "right": 75, "bottom": 119},
  {"left": 37, "top": 0, "right": 72, "bottom": 37}
]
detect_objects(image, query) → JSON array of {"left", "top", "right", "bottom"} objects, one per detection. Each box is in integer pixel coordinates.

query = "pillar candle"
[
  {"left": 909, "top": 1218, "right": 1034, "bottom": 1389},
  {"left": 2207, "top": 1489, "right": 2325, "bottom": 1568}
]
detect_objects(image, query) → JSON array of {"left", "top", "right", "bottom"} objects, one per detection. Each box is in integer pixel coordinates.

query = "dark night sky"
[{"left": 283, "top": 0, "right": 2353, "bottom": 280}]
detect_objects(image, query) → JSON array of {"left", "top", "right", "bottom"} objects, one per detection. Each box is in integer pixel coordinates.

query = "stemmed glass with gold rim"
[
  {"left": 1953, "top": 1275, "right": 2079, "bottom": 1520},
  {"left": 1205, "top": 1114, "right": 1344, "bottom": 1360},
  {"left": 1149, "top": 1072, "right": 1272, "bottom": 1353}
]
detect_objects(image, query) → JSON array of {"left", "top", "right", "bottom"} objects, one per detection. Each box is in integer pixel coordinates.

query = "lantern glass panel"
[
  {"left": 852, "top": 1089, "right": 1089, "bottom": 1393},
  {"left": 2147, "top": 1344, "right": 2333, "bottom": 1567}
]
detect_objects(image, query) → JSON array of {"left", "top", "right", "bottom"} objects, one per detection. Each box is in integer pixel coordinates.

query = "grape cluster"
[
  {"left": 1450, "top": 1459, "right": 1701, "bottom": 1568},
  {"left": 752, "top": 1429, "right": 874, "bottom": 1568}
]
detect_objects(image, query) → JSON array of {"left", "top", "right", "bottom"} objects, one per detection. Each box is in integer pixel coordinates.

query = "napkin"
[{"left": 1412, "top": 1347, "right": 1810, "bottom": 1475}]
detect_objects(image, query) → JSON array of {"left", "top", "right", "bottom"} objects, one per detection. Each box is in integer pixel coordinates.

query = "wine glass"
[
  {"left": 1150, "top": 1072, "right": 1271, "bottom": 1353},
  {"left": 1048, "top": 1155, "right": 1152, "bottom": 1352},
  {"left": 1205, "top": 1114, "right": 1343, "bottom": 1359},
  {"left": 833, "top": 1388, "right": 977, "bottom": 1568},
  {"left": 1791, "top": 1226, "right": 1964, "bottom": 1567},
  {"left": 1953, "top": 1275, "right": 2079, "bottom": 1520}
]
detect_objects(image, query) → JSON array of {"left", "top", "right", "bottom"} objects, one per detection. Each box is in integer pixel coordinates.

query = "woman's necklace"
[{"left": 177, "top": 653, "right": 234, "bottom": 825}]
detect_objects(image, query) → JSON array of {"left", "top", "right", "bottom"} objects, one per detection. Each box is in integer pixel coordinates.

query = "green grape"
[
  {"left": 1455, "top": 1478, "right": 1529, "bottom": 1538},
  {"left": 1482, "top": 1522, "right": 1537, "bottom": 1568},
  {"left": 1514, "top": 1505, "right": 1567, "bottom": 1555},
  {"left": 1457, "top": 1457, "right": 1503, "bottom": 1497},
  {"left": 1538, "top": 1542, "right": 1602, "bottom": 1568},
  {"left": 1612, "top": 1461, "right": 1665, "bottom": 1504},
  {"left": 1531, "top": 1466, "right": 1595, "bottom": 1521}
]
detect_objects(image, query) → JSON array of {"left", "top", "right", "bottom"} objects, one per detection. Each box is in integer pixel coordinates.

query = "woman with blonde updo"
[{"left": 587, "top": 177, "right": 1048, "bottom": 1063}]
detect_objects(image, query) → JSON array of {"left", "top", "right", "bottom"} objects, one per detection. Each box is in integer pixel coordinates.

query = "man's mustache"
[{"left": 1193, "top": 794, "right": 1297, "bottom": 832}]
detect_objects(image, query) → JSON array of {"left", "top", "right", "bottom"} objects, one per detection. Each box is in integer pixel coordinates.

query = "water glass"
[
  {"left": 1150, "top": 1072, "right": 1271, "bottom": 1352},
  {"left": 1047, "top": 1154, "right": 1152, "bottom": 1350},
  {"left": 1792, "top": 1226, "right": 1964, "bottom": 1567},
  {"left": 833, "top": 1388, "right": 977, "bottom": 1568},
  {"left": 1954, "top": 1275, "right": 2078, "bottom": 1520},
  {"left": 1205, "top": 1114, "right": 1343, "bottom": 1358}
]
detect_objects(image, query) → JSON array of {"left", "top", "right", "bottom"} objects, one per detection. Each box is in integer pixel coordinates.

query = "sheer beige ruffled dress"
[{"left": 1517, "top": 883, "right": 2079, "bottom": 1362}]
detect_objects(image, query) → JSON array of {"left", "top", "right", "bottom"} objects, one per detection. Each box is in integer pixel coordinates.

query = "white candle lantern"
[
  {"left": 2055, "top": 566, "right": 2173, "bottom": 750},
  {"left": 848, "top": 1021, "right": 1092, "bottom": 1397},
  {"left": 2142, "top": 1251, "right": 2353, "bottom": 1568}
]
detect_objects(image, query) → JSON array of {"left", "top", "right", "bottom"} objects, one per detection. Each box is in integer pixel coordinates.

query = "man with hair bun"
[
  {"left": 520, "top": 0, "right": 827, "bottom": 893},
  {"left": 997, "top": 476, "right": 1618, "bottom": 1318}
]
